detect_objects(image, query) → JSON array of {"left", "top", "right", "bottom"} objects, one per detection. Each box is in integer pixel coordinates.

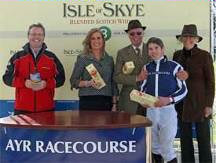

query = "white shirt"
[{"left": 132, "top": 43, "right": 143, "bottom": 55}]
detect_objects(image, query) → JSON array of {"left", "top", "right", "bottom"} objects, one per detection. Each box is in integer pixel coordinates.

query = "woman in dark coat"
[{"left": 173, "top": 24, "right": 215, "bottom": 163}]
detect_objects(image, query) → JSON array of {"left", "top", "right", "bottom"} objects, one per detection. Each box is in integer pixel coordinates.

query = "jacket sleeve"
[
  {"left": 2, "top": 53, "right": 26, "bottom": 88},
  {"left": 170, "top": 65, "right": 188, "bottom": 103},
  {"left": 70, "top": 55, "right": 85, "bottom": 90},
  {"left": 113, "top": 50, "right": 137, "bottom": 86},
  {"left": 204, "top": 54, "right": 215, "bottom": 107},
  {"left": 47, "top": 54, "right": 65, "bottom": 88},
  {"left": 110, "top": 56, "right": 119, "bottom": 96},
  {"left": 139, "top": 65, "right": 147, "bottom": 92}
]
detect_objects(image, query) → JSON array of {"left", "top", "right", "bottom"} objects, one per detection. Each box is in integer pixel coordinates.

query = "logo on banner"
[
  {"left": 100, "top": 26, "right": 111, "bottom": 41},
  {"left": 63, "top": 2, "right": 145, "bottom": 25}
]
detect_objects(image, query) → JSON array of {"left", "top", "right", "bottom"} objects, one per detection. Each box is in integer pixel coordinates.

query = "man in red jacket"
[{"left": 3, "top": 23, "right": 65, "bottom": 115}]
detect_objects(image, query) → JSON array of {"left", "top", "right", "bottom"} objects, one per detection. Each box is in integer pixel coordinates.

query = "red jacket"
[{"left": 3, "top": 43, "right": 65, "bottom": 112}]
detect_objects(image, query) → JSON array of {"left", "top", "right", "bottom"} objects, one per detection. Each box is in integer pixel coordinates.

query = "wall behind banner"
[{"left": 0, "top": 1, "right": 210, "bottom": 116}]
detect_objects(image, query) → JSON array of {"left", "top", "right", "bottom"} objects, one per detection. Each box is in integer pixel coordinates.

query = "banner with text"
[
  {"left": 0, "top": 1, "right": 210, "bottom": 116},
  {"left": 0, "top": 127, "right": 147, "bottom": 163}
]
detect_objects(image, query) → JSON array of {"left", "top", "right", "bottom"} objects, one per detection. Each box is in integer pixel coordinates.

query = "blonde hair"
[
  {"left": 82, "top": 28, "right": 105, "bottom": 54},
  {"left": 178, "top": 36, "right": 199, "bottom": 44}
]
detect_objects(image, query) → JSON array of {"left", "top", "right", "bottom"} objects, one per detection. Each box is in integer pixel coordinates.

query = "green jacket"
[{"left": 114, "top": 43, "right": 150, "bottom": 114}]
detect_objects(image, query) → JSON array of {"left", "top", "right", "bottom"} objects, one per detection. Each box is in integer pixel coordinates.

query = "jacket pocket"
[
  {"left": 36, "top": 89, "right": 54, "bottom": 111},
  {"left": 16, "top": 88, "right": 34, "bottom": 111}
]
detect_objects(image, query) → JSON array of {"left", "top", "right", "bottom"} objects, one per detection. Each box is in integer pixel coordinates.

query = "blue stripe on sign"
[{"left": 0, "top": 100, "right": 79, "bottom": 118}]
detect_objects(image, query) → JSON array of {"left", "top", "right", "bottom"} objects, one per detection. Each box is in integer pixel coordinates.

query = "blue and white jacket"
[{"left": 140, "top": 56, "right": 187, "bottom": 104}]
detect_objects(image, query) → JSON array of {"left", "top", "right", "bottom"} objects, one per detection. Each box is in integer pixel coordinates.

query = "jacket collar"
[
  {"left": 87, "top": 51, "right": 107, "bottom": 61},
  {"left": 153, "top": 55, "right": 168, "bottom": 64},
  {"left": 129, "top": 43, "right": 144, "bottom": 56},
  {"left": 182, "top": 44, "right": 198, "bottom": 56},
  {"left": 22, "top": 42, "right": 47, "bottom": 54}
]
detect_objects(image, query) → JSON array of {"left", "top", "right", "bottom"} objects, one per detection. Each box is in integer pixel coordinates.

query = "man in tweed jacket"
[{"left": 114, "top": 20, "right": 151, "bottom": 114}]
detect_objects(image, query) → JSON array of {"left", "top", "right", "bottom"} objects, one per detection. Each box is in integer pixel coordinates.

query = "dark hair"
[
  {"left": 147, "top": 37, "right": 164, "bottom": 49},
  {"left": 28, "top": 23, "right": 45, "bottom": 36}
]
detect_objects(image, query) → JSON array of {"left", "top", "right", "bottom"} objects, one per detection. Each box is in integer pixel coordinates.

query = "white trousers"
[{"left": 147, "top": 105, "right": 177, "bottom": 162}]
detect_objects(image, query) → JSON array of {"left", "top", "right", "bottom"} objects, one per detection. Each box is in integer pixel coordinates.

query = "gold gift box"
[
  {"left": 86, "top": 64, "right": 106, "bottom": 89},
  {"left": 130, "top": 89, "right": 159, "bottom": 107},
  {"left": 122, "top": 61, "right": 135, "bottom": 74}
]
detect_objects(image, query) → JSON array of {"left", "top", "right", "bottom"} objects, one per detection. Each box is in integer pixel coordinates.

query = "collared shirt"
[
  {"left": 70, "top": 52, "right": 119, "bottom": 97},
  {"left": 132, "top": 43, "right": 143, "bottom": 55},
  {"left": 30, "top": 47, "right": 42, "bottom": 58}
]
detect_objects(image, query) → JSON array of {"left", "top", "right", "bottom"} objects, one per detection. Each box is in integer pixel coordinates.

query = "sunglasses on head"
[{"left": 129, "top": 32, "right": 142, "bottom": 36}]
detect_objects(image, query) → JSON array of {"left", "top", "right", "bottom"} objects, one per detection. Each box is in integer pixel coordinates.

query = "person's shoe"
[
  {"left": 167, "top": 158, "right": 177, "bottom": 163},
  {"left": 152, "top": 153, "right": 163, "bottom": 163}
]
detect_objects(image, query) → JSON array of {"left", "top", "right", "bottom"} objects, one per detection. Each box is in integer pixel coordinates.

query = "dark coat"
[{"left": 173, "top": 46, "right": 215, "bottom": 122}]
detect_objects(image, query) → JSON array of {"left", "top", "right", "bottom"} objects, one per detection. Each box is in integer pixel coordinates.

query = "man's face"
[
  {"left": 128, "top": 28, "right": 144, "bottom": 47},
  {"left": 28, "top": 27, "right": 45, "bottom": 49}
]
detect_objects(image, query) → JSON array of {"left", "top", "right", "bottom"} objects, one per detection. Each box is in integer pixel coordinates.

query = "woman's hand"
[
  {"left": 79, "top": 80, "right": 94, "bottom": 88},
  {"left": 204, "top": 107, "right": 212, "bottom": 118},
  {"left": 85, "top": 80, "right": 93, "bottom": 87},
  {"left": 90, "top": 80, "right": 98, "bottom": 89},
  {"left": 176, "top": 70, "right": 189, "bottom": 80}
]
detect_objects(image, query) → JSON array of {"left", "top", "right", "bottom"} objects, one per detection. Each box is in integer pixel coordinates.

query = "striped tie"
[{"left": 136, "top": 48, "right": 141, "bottom": 56}]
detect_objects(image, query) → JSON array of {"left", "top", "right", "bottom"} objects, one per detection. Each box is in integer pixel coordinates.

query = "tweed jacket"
[
  {"left": 114, "top": 43, "right": 151, "bottom": 114},
  {"left": 173, "top": 46, "right": 215, "bottom": 122}
]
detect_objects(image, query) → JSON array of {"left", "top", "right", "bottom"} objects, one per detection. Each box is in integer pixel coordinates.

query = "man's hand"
[
  {"left": 176, "top": 70, "right": 189, "bottom": 81},
  {"left": 25, "top": 79, "right": 33, "bottom": 89},
  {"left": 136, "top": 68, "right": 148, "bottom": 82},
  {"left": 25, "top": 80, "right": 47, "bottom": 91},
  {"left": 154, "top": 97, "right": 171, "bottom": 107}
]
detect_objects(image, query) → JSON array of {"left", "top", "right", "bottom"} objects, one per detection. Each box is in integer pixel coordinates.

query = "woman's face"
[
  {"left": 148, "top": 43, "right": 164, "bottom": 60},
  {"left": 90, "top": 32, "right": 104, "bottom": 51},
  {"left": 181, "top": 36, "right": 197, "bottom": 50}
]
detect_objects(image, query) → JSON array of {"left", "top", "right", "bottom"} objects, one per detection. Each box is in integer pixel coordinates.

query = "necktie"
[{"left": 135, "top": 48, "right": 141, "bottom": 56}]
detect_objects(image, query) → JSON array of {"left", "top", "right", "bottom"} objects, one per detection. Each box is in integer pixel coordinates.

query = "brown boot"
[
  {"left": 167, "top": 158, "right": 177, "bottom": 163},
  {"left": 152, "top": 153, "right": 164, "bottom": 163}
]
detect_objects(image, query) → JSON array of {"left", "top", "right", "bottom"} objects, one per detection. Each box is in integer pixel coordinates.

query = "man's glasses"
[{"left": 129, "top": 32, "right": 143, "bottom": 36}]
